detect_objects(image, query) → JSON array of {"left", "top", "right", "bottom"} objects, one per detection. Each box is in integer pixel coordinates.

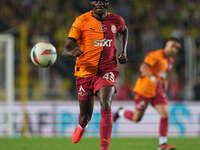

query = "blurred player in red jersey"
[
  {"left": 62, "top": 0, "right": 128, "bottom": 150},
  {"left": 113, "top": 38, "right": 181, "bottom": 150}
]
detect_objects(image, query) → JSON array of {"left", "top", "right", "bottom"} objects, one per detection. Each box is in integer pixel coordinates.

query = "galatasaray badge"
[
  {"left": 111, "top": 25, "right": 117, "bottom": 33},
  {"left": 100, "top": 25, "right": 107, "bottom": 32}
]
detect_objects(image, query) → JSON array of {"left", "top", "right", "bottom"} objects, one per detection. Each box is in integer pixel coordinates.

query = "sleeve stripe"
[{"left": 68, "top": 37, "right": 77, "bottom": 41}]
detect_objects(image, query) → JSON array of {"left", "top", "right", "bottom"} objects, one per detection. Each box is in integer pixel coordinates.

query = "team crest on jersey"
[
  {"left": 100, "top": 25, "right": 107, "bottom": 32},
  {"left": 111, "top": 25, "right": 117, "bottom": 33}
]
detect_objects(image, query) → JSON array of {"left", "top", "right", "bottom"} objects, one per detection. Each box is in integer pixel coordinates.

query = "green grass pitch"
[{"left": 0, "top": 137, "right": 199, "bottom": 150}]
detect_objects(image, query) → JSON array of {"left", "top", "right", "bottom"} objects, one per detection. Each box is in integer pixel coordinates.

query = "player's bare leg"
[
  {"left": 113, "top": 108, "right": 145, "bottom": 123},
  {"left": 72, "top": 98, "right": 94, "bottom": 143},
  {"left": 154, "top": 104, "right": 176, "bottom": 150},
  {"left": 97, "top": 86, "right": 115, "bottom": 150}
]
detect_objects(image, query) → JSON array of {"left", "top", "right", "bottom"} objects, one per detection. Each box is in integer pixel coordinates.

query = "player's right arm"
[
  {"left": 62, "top": 38, "right": 82, "bottom": 57},
  {"left": 140, "top": 52, "right": 159, "bottom": 83},
  {"left": 62, "top": 16, "right": 83, "bottom": 57}
]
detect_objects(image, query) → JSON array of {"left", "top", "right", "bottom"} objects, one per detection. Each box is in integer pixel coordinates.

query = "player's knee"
[
  {"left": 101, "top": 102, "right": 112, "bottom": 110},
  {"left": 100, "top": 97, "right": 112, "bottom": 110},
  {"left": 163, "top": 115, "right": 169, "bottom": 119},
  {"left": 133, "top": 117, "right": 142, "bottom": 123},
  {"left": 161, "top": 112, "right": 169, "bottom": 119},
  {"left": 132, "top": 111, "right": 143, "bottom": 123},
  {"left": 133, "top": 119, "right": 141, "bottom": 123}
]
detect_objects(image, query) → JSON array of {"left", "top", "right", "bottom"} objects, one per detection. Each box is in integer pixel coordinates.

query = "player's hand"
[
  {"left": 153, "top": 77, "right": 167, "bottom": 90},
  {"left": 163, "top": 79, "right": 168, "bottom": 91},
  {"left": 150, "top": 76, "right": 164, "bottom": 85},
  {"left": 118, "top": 53, "right": 127, "bottom": 64},
  {"left": 72, "top": 47, "right": 83, "bottom": 57}
]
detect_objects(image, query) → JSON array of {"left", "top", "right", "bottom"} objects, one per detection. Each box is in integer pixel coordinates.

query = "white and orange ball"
[{"left": 30, "top": 42, "right": 57, "bottom": 67}]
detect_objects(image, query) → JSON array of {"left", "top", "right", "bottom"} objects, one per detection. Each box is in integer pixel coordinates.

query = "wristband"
[{"left": 150, "top": 76, "right": 157, "bottom": 83}]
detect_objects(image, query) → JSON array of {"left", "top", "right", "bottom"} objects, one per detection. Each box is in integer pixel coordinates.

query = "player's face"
[
  {"left": 91, "top": 0, "right": 109, "bottom": 15},
  {"left": 166, "top": 41, "right": 181, "bottom": 56}
]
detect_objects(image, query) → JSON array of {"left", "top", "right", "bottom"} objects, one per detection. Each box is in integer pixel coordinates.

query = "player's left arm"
[{"left": 118, "top": 25, "right": 128, "bottom": 64}]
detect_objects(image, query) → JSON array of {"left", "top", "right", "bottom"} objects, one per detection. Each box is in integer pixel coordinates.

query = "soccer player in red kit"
[
  {"left": 62, "top": 0, "right": 128, "bottom": 150},
  {"left": 113, "top": 38, "right": 181, "bottom": 150}
]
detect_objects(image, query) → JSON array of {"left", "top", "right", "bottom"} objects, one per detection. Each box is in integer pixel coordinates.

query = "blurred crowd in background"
[{"left": 0, "top": 0, "right": 200, "bottom": 101}]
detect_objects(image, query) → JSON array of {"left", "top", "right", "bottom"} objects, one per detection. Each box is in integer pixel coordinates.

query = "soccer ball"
[{"left": 30, "top": 42, "right": 57, "bottom": 67}]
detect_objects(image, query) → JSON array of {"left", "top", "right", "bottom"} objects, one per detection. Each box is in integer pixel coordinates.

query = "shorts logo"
[
  {"left": 94, "top": 39, "right": 113, "bottom": 47},
  {"left": 100, "top": 25, "right": 107, "bottom": 32},
  {"left": 78, "top": 85, "right": 90, "bottom": 96},
  {"left": 111, "top": 25, "right": 117, "bottom": 33},
  {"left": 137, "top": 101, "right": 146, "bottom": 109},
  {"left": 79, "top": 85, "right": 85, "bottom": 92}
]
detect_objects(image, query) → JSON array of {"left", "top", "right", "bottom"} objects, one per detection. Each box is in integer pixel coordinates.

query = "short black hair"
[{"left": 164, "top": 37, "right": 181, "bottom": 45}]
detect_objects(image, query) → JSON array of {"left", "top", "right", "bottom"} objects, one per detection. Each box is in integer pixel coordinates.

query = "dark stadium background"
[{"left": 0, "top": 1, "right": 200, "bottom": 149}]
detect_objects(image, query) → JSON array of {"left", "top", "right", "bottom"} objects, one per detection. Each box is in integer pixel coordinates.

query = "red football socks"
[
  {"left": 100, "top": 109, "right": 112, "bottom": 150},
  {"left": 159, "top": 117, "right": 168, "bottom": 136},
  {"left": 124, "top": 110, "right": 134, "bottom": 121}
]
